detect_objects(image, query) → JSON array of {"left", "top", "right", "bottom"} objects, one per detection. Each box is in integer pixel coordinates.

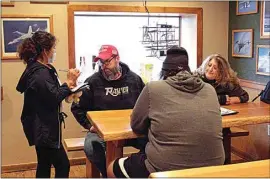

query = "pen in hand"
[
  {"left": 59, "top": 69, "right": 69, "bottom": 72},
  {"left": 59, "top": 69, "right": 81, "bottom": 74}
]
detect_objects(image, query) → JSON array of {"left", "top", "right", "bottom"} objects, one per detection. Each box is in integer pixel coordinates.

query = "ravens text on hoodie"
[{"left": 71, "top": 62, "right": 145, "bottom": 130}]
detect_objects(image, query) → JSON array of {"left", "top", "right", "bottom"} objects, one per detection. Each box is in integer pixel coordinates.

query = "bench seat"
[
  {"left": 229, "top": 127, "right": 249, "bottom": 137},
  {"left": 64, "top": 137, "right": 139, "bottom": 177}
]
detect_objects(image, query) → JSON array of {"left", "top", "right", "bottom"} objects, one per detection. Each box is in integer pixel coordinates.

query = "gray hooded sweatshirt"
[{"left": 131, "top": 71, "right": 225, "bottom": 173}]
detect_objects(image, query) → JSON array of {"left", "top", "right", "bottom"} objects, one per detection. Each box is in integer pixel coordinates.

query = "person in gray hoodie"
[{"left": 107, "top": 46, "right": 225, "bottom": 178}]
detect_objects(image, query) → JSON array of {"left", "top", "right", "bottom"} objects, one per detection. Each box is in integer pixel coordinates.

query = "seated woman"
[
  {"left": 196, "top": 54, "right": 249, "bottom": 105},
  {"left": 107, "top": 46, "right": 225, "bottom": 178}
]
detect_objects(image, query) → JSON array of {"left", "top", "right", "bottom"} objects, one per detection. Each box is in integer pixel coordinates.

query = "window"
[
  {"left": 68, "top": 5, "right": 203, "bottom": 83},
  {"left": 75, "top": 12, "right": 181, "bottom": 82}
]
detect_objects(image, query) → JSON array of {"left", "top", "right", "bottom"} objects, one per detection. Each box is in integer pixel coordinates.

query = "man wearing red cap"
[
  {"left": 71, "top": 45, "right": 146, "bottom": 177},
  {"left": 94, "top": 45, "right": 122, "bottom": 81}
]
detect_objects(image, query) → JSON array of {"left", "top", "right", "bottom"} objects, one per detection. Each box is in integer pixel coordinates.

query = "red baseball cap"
[{"left": 94, "top": 45, "right": 119, "bottom": 62}]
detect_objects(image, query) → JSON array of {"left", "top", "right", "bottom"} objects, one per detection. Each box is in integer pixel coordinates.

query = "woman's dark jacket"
[
  {"left": 201, "top": 75, "right": 249, "bottom": 105},
  {"left": 16, "top": 62, "right": 72, "bottom": 148}
]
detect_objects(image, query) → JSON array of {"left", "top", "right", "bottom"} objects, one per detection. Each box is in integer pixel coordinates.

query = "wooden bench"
[
  {"left": 64, "top": 138, "right": 99, "bottom": 177},
  {"left": 229, "top": 127, "right": 249, "bottom": 137},
  {"left": 149, "top": 159, "right": 270, "bottom": 177},
  {"left": 64, "top": 137, "right": 139, "bottom": 178}
]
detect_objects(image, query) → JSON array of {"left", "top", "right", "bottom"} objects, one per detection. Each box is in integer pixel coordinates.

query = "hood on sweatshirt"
[
  {"left": 16, "top": 62, "right": 47, "bottom": 94},
  {"left": 165, "top": 71, "right": 205, "bottom": 93}
]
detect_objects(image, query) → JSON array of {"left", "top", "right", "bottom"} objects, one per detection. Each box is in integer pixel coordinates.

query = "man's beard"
[{"left": 102, "top": 65, "right": 122, "bottom": 81}]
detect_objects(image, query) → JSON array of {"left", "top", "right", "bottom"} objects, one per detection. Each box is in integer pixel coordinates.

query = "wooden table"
[
  {"left": 87, "top": 102, "right": 270, "bottom": 167},
  {"left": 222, "top": 102, "right": 269, "bottom": 128},
  {"left": 87, "top": 109, "right": 136, "bottom": 167},
  {"left": 87, "top": 109, "right": 135, "bottom": 141},
  {"left": 221, "top": 102, "right": 269, "bottom": 163},
  {"left": 149, "top": 159, "right": 270, "bottom": 177}
]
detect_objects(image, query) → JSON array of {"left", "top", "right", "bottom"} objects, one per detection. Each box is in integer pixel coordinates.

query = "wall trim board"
[
  {"left": 1, "top": 149, "right": 135, "bottom": 173},
  {"left": 1, "top": 86, "right": 3, "bottom": 101},
  {"left": 67, "top": 5, "right": 203, "bottom": 69},
  {"left": 239, "top": 78, "right": 266, "bottom": 90},
  {"left": 1, "top": 157, "right": 85, "bottom": 173},
  {"left": 1, "top": 148, "right": 258, "bottom": 173}
]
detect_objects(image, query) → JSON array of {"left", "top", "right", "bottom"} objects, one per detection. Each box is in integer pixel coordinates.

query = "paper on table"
[{"left": 220, "top": 107, "right": 238, "bottom": 116}]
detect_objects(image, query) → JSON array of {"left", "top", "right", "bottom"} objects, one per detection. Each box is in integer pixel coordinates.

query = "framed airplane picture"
[
  {"left": 232, "top": 29, "right": 253, "bottom": 58},
  {"left": 1, "top": 15, "right": 53, "bottom": 60},
  {"left": 260, "top": 1, "right": 270, "bottom": 39},
  {"left": 236, "top": 1, "right": 258, "bottom": 15},
  {"left": 256, "top": 45, "right": 270, "bottom": 76}
]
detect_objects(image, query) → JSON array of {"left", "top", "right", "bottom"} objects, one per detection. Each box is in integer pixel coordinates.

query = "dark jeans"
[
  {"left": 84, "top": 132, "right": 148, "bottom": 178},
  {"left": 35, "top": 143, "right": 70, "bottom": 178}
]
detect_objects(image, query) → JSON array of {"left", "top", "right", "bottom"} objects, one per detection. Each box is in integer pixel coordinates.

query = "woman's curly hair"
[
  {"left": 17, "top": 31, "right": 56, "bottom": 64},
  {"left": 196, "top": 54, "right": 239, "bottom": 86}
]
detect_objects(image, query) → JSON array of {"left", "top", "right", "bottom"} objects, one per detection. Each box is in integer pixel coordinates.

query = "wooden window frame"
[
  {"left": 1, "top": 2, "right": 14, "bottom": 7},
  {"left": 30, "top": 1, "right": 69, "bottom": 4},
  {"left": 67, "top": 5, "right": 203, "bottom": 69}
]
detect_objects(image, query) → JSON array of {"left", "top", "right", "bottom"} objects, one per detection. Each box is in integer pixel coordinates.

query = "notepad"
[
  {"left": 71, "top": 83, "right": 90, "bottom": 93},
  {"left": 220, "top": 107, "right": 238, "bottom": 116}
]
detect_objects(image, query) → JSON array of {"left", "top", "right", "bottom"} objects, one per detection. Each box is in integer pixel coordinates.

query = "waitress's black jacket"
[{"left": 16, "top": 62, "right": 72, "bottom": 148}]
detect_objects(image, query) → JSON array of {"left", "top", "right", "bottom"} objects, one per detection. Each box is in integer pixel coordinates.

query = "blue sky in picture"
[
  {"left": 258, "top": 47, "right": 270, "bottom": 73},
  {"left": 259, "top": 47, "right": 270, "bottom": 57},
  {"left": 3, "top": 20, "right": 48, "bottom": 53},
  {"left": 238, "top": 1, "right": 257, "bottom": 13}
]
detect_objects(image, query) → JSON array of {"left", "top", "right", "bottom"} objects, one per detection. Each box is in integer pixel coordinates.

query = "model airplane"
[{"left": 8, "top": 25, "right": 40, "bottom": 45}]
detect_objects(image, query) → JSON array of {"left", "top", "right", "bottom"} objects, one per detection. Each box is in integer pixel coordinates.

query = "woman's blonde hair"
[{"left": 196, "top": 54, "right": 239, "bottom": 85}]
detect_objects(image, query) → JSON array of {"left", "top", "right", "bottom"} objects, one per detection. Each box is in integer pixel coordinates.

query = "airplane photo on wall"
[
  {"left": 256, "top": 45, "right": 270, "bottom": 76},
  {"left": 232, "top": 29, "right": 253, "bottom": 58},
  {"left": 1, "top": 15, "right": 53, "bottom": 60},
  {"left": 236, "top": 1, "right": 258, "bottom": 15},
  {"left": 260, "top": 1, "right": 270, "bottom": 39}
]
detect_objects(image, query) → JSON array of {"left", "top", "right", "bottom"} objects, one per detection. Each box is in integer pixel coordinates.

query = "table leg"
[
  {"left": 106, "top": 141, "right": 124, "bottom": 167},
  {"left": 223, "top": 127, "right": 232, "bottom": 164},
  {"left": 85, "top": 157, "right": 100, "bottom": 178}
]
